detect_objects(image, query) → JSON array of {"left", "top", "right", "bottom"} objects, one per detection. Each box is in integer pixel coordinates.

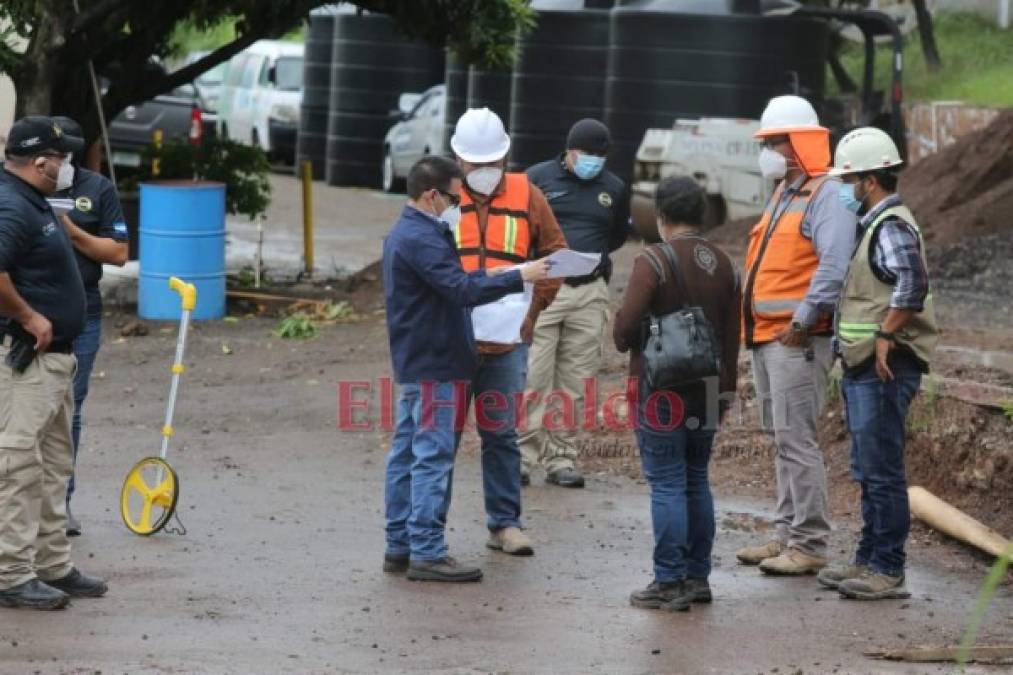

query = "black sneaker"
[
  {"left": 520, "top": 472, "right": 531, "bottom": 487},
  {"left": 629, "top": 580, "right": 691, "bottom": 611},
  {"left": 686, "top": 577, "right": 712, "bottom": 603},
  {"left": 406, "top": 557, "right": 482, "bottom": 583},
  {"left": 546, "top": 467, "right": 585, "bottom": 488},
  {"left": 0, "top": 579, "right": 70, "bottom": 610},
  {"left": 43, "top": 568, "right": 108, "bottom": 598},
  {"left": 383, "top": 553, "right": 410, "bottom": 574}
]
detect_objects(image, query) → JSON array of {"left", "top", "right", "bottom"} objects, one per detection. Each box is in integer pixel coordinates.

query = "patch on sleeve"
[{"left": 113, "top": 222, "right": 128, "bottom": 237}]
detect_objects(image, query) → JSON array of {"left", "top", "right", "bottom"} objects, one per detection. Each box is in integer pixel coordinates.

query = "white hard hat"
[
  {"left": 754, "top": 95, "right": 825, "bottom": 138},
  {"left": 450, "top": 107, "right": 511, "bottom": 163},
  {"left": 829, "top": 126, "right": 903, "bottom": 176}
]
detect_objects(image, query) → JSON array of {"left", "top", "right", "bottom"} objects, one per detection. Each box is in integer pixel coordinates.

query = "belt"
[
  {"left": 565, "top": 271, "right": 605, "bottom": 288},
  {"left": 0, "top": 332, "right": 71, "bottom": 354}
]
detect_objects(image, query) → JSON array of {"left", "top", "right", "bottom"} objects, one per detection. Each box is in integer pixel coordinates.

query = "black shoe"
[
  {"left": 383, "top": 553, "right": 410, "bottom": 574},
  {"left": 629, "top": 580, "right": 691, "bottom": 611},
  {"left": 0, "top": 579, "right": 70, "bottom": 610},
  {"left": 686, "top": 577, "right": 712, "bottom": 603},
  {"left": 406, "top": 557, "right": 482, "bottom": 583},
  {"left": 43, "top": 568, "right": 107, "bottom": 598},
  {"left": 520, "top": 472, "right": 531, "bottom": 487},
  {"left": 546, "top": 467, "right": 584, "bottom": 488},
  {"left": 66, "top": 504, "right": 82, "bottom": 537}
]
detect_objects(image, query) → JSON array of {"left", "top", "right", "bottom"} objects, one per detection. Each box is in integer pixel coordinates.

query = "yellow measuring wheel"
[{"left": 121, "top": 276, "right": 196, "bottom": 535}]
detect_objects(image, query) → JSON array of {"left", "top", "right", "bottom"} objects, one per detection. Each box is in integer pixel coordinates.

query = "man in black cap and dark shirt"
[
  {"left": 51, "top": 116, "right": 129, "bottom": 537},
  {"left": 521, "top": 118, "right": 630, "bottom": 487},
  {"left": 0, "top": 115, "right": 108, "bottom": 610}
]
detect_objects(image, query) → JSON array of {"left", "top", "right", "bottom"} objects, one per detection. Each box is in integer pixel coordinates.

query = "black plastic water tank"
[
  {"left": 508, "top": 0, "right": 611, "bottom": 172},
  {"left": 296, "top": 10, "right": 335, "bottom": 180},
  {"left": 326, "top": 12, "right": 445, "bottom": 187},
  {"left": 466, "top": 66, "right": 512, "bottom": 126},
  {"left": 605, "top": 0, "right": 829, "bottom": 181},
  {"left": 443, "top": 52, "right": 469, "bottom": 155}
]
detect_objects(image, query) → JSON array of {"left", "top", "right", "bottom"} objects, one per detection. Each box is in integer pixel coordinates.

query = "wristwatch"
[{"left": 875, "top": 329, "right": 896, "bottom": 342}]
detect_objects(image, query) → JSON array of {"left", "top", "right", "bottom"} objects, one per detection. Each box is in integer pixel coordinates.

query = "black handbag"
[{"left": 640, "top": 242, "right": 721, "bottom": 391}]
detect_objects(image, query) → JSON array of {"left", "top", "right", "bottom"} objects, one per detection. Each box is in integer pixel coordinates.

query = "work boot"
[
  {"left": 546, "top": 467, "right": 584, "bottom": 488},
  {"left": 382, "top": 552, "right": 410, "bottom": 574},
  {"left": 817, "top": 563, "right": 872, "bottom": 590},
  {"left": 406, "top": 557, "right": 482, "bottom": 583},
  {"left": 735, "top": 539, "right": 784, "bottom": 565},
  {"left": 629, "top": 580, "right": 691, "bottom": 612},
  {"left": 43, "top": 568, "right": 108, "bottom": 598},
  {"left": 66, "top": 503, "right": 81, "bottom": 537},
  {"left": 520, "top": 471, "right": 531, "bottom": 487},
  {"left": 486, "top": 527, "right": 534, "bottom": 556},
  {"left": 759, "top": 548, "right": 827, "bottom": 576},
  {"left": 0, "top": 579, "right": 70, "bottom": 610},
  {"left": 685, "top": 577, "right": 713, "bottom": 603},
  {"left": 838, "top": 570, "right": 910, "bottom": 600}
]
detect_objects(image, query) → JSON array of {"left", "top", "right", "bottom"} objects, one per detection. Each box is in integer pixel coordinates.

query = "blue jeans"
[
  {"left": 471, "top": 345, "right": 528, "bottom": 531},
  {"left": 635, "top": 392, "right": 716, "bottom": 583},
  {"left": 842, "top": 358, "right": 922, "bottom": 577},
  {"left": 384, "top": 381, "right": 468, "bottom": 561},
  {"left": 68, "top": 309, "right": 102, "bottom": 502}
]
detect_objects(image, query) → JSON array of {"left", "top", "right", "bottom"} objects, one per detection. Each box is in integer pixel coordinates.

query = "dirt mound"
[{"left": 902, "top": 108, "right": 1013, "bottom": 246}]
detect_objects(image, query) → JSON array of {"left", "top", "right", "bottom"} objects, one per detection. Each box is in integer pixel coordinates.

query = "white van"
[{"left": 217, "top": 40, "right": 304, "bottom": 163}]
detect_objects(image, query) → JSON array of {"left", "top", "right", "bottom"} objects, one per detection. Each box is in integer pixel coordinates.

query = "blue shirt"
[
  {"left": 0, "top": 168, "right": 86, "bottom": 346},
  {"left": 383, "top": 205, "right": 524, "bottom": 384}
]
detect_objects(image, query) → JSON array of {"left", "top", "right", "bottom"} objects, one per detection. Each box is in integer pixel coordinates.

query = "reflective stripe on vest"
[
  {"left": 742, "top": 174, "right": 833, "bottom": 346},
  {"left": 457, "top": 173, "right": 532, "bottom": 272}
]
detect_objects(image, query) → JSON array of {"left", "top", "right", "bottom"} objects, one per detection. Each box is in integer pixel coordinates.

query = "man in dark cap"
[
  {"left": 0, "top": 115, "right": 108, "bottom": 610},
  {"left": 522, "top": 119, "right": 630, "bottom": 488},
  {"left": 50, "top": 116, "right": 129, "bottom": 537}
]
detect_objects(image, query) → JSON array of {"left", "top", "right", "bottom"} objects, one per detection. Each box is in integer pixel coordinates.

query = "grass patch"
[{"left": 833, "top": 11, "right": 1013, "bottom": 107}]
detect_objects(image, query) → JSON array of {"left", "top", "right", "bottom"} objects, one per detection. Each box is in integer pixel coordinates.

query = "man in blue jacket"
[{"left": 382, "top": 155, "right": 550, "bottom": 583}]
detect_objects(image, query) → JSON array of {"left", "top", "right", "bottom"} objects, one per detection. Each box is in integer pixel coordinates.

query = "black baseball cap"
[
  {"left": 566, "top": 118, "right": 610, "bottom": 155},
  {"left": 5, "top": 115, "right": 85, "bottom": 157}
]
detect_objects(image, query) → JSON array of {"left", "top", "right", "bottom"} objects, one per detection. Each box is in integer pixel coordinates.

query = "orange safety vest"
[
  {"left": 742, "top": 174, "right": 834, "bottom": 346},
  {"left": 455, "top": 173, "right": 532, "bottom": 272}
]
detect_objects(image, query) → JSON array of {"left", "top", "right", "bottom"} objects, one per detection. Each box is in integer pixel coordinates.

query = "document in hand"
[
  {"left": 47, "top": 198, "right": 75, "bottom": 217},
  {"left": 471, "top": 283, "right": 533, "bottom": 345},
  {"left": 545, "top": 249, "right": 601, "bottom": 278}
]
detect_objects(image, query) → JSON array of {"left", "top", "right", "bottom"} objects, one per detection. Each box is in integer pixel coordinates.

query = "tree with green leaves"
[{"left": 0, "top": 0, "right": 533, "bottom": 146}]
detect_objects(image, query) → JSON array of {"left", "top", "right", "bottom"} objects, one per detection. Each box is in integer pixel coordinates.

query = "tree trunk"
[{"left": 913, "top": 0, "right": 942, "bottom": 72}]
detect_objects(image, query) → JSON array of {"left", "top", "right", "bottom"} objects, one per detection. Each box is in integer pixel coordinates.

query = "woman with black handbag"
[{"left": 614, "top": 177, "right": 742, "bottom": 611}]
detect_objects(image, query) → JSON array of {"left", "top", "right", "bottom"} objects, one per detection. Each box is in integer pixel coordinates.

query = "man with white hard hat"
[
  {"left": 817, "top": 127, "right": 937, "bottom": 600},
  {"left": 449, "top": 108, "right": 567, "bottom": 557},
  {"left": 737, "top": 95, "right": 857, "bottom": 576}
]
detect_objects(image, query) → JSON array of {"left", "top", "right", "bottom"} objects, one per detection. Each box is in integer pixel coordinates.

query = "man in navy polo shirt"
[
  {"left": 0, "top": 115, "right": 108, "bottom": 610},
  {"left": 381, "top": 155, "right": 550, "bottom": 583},
  {"left": 52, "top": 116, "right": 129, "bottom": 537}
]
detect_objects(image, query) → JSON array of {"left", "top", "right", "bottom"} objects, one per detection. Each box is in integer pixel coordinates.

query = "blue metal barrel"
[{"left": 138, "top": 181, "right": 226, "bottom": 320}]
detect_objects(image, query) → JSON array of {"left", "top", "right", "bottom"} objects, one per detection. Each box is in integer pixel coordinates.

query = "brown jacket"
[
  {"left": 613, "top": 234, "right": 741, "bottom": 416},
  {"left": 465, "top": 177, "right": 567, "bottom": 354}
]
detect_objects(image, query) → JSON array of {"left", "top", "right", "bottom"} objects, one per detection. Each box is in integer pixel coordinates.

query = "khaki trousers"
[
  {"left": 750, "top": 337, "right": 833, "bottom": 556},
  {"left": 0, "top": 341, "right": 77, "bottom": 590},
  {"left": 520, "top": 279, "right": 609, "bottom": 475}
]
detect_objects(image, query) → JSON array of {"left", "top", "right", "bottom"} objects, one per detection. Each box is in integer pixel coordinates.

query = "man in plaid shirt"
[{"left": 821, "top": 127, "right": 938, "bottom": 601}]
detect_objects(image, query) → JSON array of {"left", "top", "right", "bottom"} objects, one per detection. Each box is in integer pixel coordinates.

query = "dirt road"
[{"left": 1, "top": 297, "right": 1009, "bottom": 674}]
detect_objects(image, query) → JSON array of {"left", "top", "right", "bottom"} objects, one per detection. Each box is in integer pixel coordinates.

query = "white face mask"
[
  {"left": 758, "top": 147, "right": 788, "bottom": 180},
  {"left": 56, "top": 155, "right": 75, "bottom": 191},
  {"left": 439, "top": 203, "right": 461, "bottom": 229},
  {"left": 466, "top": 167, "right": 503, "bottom": 195}
]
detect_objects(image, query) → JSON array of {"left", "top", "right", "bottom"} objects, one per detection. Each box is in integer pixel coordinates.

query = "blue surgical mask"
[
  {"left": 573, "top": 153, "right": 605, "bottom": 180},
  {"left": 838, "top": 182, "right": 865, "bottom": 214}
]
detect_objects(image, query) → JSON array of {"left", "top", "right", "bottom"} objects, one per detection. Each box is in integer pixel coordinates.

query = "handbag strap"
[{"left": 659, "top": 242, "right": 691, "bottom": 310}]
